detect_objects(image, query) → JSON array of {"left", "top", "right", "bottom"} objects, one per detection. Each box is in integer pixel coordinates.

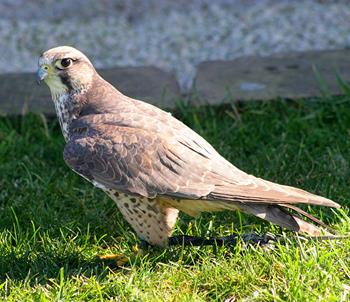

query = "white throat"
[
  {"left": 53, "top": 93, "right": 76, "bottom": 141},
  {"left": 45, "top": 76, "right": 91, "bottom": 141}
]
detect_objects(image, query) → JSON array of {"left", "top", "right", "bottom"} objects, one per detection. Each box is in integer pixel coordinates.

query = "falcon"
[{"left": 37, "top": 46, "right": 339, "bottom": 247}]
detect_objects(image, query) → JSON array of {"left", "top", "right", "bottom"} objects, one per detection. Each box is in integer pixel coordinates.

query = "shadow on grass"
[
  {"left": 0, "top": 251, "right": 111, "bottom": 284},
  {"left": 0, "top": 238, "right": 217, "bottom": 285},
  {"left": 0, "top": 202, "right": 345, "bottom": 286},
  {"left": 0, "top": 212, "right": 252, "bottom": 285}
]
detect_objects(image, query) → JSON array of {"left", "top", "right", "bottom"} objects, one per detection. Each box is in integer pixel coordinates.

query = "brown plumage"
[{"left": 37, "top": 46, "right": 340, "bottom": 247}]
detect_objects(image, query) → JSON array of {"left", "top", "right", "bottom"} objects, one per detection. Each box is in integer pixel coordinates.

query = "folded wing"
[{"left": 63, "top": 115, "right": 339, "bottom": 210}]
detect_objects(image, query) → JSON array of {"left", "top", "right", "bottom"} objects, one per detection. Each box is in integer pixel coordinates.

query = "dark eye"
[{"left": 60, "top": 58, "right": 72, "bottom": 68}]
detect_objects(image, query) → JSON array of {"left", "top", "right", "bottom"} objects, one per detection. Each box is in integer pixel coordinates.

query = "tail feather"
[
  {"left": 237, "top": 203, "right": 332, "bottom": 236},
  {"left": 280, "top": 204, "right": 334, "bottom": 232}
]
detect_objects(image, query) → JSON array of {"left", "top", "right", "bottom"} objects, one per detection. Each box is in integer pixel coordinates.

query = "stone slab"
[
  {"left": 0, "top": 66, "right": 181, "bottom": 115},
  {"left": 192, "top": 50, "right": 350, "bottom": 104}
]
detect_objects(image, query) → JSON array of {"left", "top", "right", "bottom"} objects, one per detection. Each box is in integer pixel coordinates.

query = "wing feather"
[{"left": 64, "top": 115, "right": 339, "bottom": 209}]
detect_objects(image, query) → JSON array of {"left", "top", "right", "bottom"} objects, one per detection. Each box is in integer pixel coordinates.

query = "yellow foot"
[
  {"left": 98, "top": 253, "right": 129, "bottom": 267},
  {"left": 98, "top": 245, "right": 145, "bottom": 268}
]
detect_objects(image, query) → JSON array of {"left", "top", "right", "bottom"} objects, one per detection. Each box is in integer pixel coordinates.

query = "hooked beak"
[{"left": 36, "top": 66, "right": 48, "bottom": 84}]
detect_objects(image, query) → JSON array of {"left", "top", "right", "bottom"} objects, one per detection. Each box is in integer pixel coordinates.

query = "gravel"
[{"left": 0, "top": 0, "right": 350, "bottom": 90}]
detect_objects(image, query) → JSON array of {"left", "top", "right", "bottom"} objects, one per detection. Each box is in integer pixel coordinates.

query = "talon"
[
  {"left": 98, "top": 244, "right": 147, "bottom": 268},
  {"left": 98, "top": 253, "right": 129, "bottom": 267}
]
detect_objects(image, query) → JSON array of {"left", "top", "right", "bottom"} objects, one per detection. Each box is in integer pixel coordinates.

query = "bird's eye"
[
  {"left": 56, "top": 58, "right": 73, "bottom": 69},
  {"left": 61, "top": 58, "right": 72, "bottom": 67}
]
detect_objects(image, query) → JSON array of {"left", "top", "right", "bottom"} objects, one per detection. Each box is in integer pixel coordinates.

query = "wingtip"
[
  {"left": 333, "top": 202, "right": 341, "bottom": 209},
  {"left": 317, "top": 196, "right": 341, "bottom": 208},
  {"left": 280, "top": 182, "right": 341, "bottom": 208}
]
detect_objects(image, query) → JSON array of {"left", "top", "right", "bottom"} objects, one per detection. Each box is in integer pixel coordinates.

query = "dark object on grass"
[{"left": 168, "top": 233, "right": 278, "bottom": 247}]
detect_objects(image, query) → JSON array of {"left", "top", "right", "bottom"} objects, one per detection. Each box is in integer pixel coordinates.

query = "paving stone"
[
  {"left": 0, "top": 66, "right": 180, "bottom": 115},
  {"left": 192, "top": 50, "right": 350, "bottom": 105}
]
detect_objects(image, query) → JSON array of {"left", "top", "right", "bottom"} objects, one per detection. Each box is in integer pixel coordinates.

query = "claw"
[
  {"left": 98, "top": 253, "right": 129, "bottom": 267},
  {"left": 98, "top": 244, "right": 146, "bottom": 268}
]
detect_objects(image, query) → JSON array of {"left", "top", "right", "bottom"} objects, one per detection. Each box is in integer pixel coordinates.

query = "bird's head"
[{"left": 37, "top": 46, "right": 96, "bottom": 98}]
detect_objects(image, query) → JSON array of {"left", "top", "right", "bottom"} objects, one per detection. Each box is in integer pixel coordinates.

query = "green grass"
[{"left": 0, "top": 96, "right": 350, "bottom": 301}]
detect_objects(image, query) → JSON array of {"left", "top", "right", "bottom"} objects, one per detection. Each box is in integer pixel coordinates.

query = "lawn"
[{"left": 0, "top": 96, "right": 350, "bottom": 301}]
